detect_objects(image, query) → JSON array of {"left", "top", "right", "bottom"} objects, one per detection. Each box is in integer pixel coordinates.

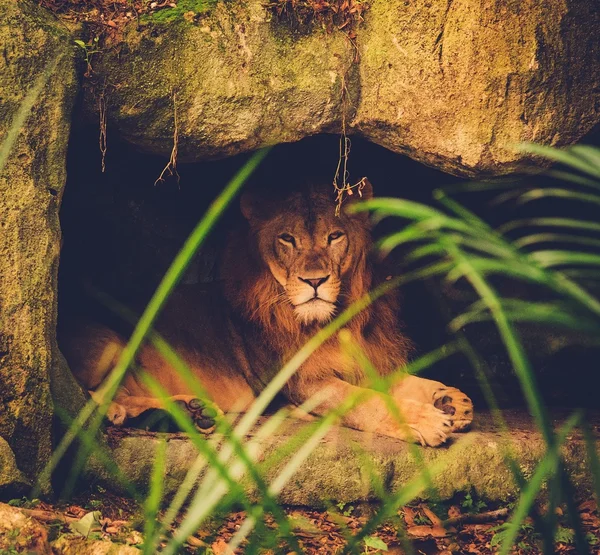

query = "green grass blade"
[
  {"left": 546, "top": 169, "right": 600, "bottom": 190},
  {"left": 498, "top": 218, "right": 600, "bottom": 234},
  {"left": 499, "top": 412, "right": 581, "bottom": 555},
  {"left": 529, "top": 250, "right": 600, "bottom": 268},
  {"left": 519, "top": 143, "right": 600, "bottom": 179},
  {"left": 569, "top": 145, "right": 600, "bottom": 170},
  {"left": 514, "top": 233, "right": 600, "bottom": 250},
  {"left": 42, "top": 147, "right": 270, "bottom": 491},
  {"left": 514, "top": 188, "right": 600, "bottom": 208},
  {"left": 450, "top": 299, "right": 600, "bottom": 334},
  {"left": 142, "top": 436, "right": 167, "bottom": 554},
  {"left": 53, "top": 407, "right": 141, "bottom": 502}
]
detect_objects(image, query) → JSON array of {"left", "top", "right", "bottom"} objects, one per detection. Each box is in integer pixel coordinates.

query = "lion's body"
[{"left": 62, "top": 181, "right": 473, "bottom": 445}]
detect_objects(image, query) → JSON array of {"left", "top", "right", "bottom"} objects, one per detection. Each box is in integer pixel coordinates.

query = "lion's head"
[{"left": 237, "top": 180, "right": 373, "bottom": 326}]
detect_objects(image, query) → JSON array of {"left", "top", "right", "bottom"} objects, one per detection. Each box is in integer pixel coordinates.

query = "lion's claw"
[{"left": 433, "top": 387, "right": 473, "bottom": 432}]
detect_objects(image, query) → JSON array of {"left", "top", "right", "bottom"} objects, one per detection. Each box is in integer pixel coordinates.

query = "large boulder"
[
  {"left": 0, "top": 0, "right": 85, "bottom": 490},
  {"left": 85, "top": 2, "right": 353, "bottom": 160},
  {"left": 354, "top": 0, "right": 600, "bottom": 176},
  {"left": 85, "top": 0, "right": 600, "bottom": 176}
]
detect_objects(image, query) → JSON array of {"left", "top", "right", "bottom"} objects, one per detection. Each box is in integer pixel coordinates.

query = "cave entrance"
[{"left": 57, "top": 127, "right": 598, "bottom": 416}]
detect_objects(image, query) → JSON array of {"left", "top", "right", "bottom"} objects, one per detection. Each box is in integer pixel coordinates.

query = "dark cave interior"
[{"left": 58, "top": 125, "right": 600, "bottom": 412}]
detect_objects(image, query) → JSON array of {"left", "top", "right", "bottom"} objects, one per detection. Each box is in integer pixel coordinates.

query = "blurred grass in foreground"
[{"left": 43, "top": 143, "right": 600, "bottom": 554}]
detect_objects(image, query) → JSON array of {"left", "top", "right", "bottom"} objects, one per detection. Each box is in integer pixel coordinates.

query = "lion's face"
[{"left": 241, "top": 182, "right": 372, "bottom": 325}]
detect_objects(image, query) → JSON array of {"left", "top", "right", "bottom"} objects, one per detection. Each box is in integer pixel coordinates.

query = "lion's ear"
[
  {"left": 240, "top": 192, "right": 259, "bottom": 221},
  {"left": 358, "top": 177, "right": 373, "bottom": 201}
]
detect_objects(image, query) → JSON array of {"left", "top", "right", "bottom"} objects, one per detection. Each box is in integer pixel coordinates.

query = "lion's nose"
[{"left": 299, "top": 275, "right": 330, "bottom": 290}]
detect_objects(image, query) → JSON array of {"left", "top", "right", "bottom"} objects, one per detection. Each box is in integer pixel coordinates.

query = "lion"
[{"left": 61, "top": 180, "right": 473, "bottom": 446}]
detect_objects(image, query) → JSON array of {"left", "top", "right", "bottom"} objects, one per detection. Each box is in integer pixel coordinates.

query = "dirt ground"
[{"left": 2, "top": 488, "right": 599, "bottom": 554}]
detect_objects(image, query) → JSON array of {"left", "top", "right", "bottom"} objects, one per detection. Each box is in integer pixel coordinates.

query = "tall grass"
[{"left": 42, "top": 142, "right": 600, "bottom": 554}]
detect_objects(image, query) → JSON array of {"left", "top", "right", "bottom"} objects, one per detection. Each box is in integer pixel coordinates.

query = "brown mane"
[{"left": 219, "top": 190, "right": 413, "bottom": 390}]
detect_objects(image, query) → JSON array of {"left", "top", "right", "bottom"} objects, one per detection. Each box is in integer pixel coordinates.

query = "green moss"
[{"left": 143, "top": 0, "right": 220, "bottom": 24}]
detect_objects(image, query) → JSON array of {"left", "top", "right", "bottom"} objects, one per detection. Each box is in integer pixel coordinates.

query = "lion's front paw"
[
  {"left": 375, "top": 399, "right": 452, "bottom": 447},
  {"left": 433, "top": 387, "right": 473, "bottom": 433},
  {"left": 106, "top": 401, "right": 127, "bottom": 426},
  {"left": 405, "top": 402, "right": 453, "bottom": 447},
  {"left": 173, "top": 397, "right": 222, "bottom": 436}
]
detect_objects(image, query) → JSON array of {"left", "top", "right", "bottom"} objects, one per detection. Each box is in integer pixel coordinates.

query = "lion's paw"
[
  {"left": 106, "top": 401, "right": 127, "bottom": 427},
  {"left": 433, "top": 387, "right": 473, "bottom": 433},
  {"left": 405, "top": 402, "right": 453, "bottom": 447},
  {"left": 173, "top": 397, "right": 222, "bottom": 436},
  {"left": 377, "top": 399, "right": 453, "bottom": 447}
]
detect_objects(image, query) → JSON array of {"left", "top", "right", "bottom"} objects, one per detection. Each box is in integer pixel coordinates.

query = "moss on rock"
[
  {"left": 0, "top": 437, "right": 30, "bottom": 498},
  {"left": 0, "top": 0, "right": 85, "bottom": 491},
  {"left": 85, "top": 411, "right": 600, "bottom": 507},
  {"left": 80, "top": 0, "right": 600, "bottom": 176},
  {"left": 353, "top": 0, "right": 600, "bottom": 176},
  {"left": 84, "top": 0, "right": 353, "bottom": 161}
]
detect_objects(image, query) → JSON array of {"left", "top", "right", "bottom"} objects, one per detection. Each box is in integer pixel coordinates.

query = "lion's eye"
[
  {"left": 278, "top": 233, "right": 296, "bottom": 246},
  {"left": 328, "top": 231, "right": 344, "bottom": 243}
]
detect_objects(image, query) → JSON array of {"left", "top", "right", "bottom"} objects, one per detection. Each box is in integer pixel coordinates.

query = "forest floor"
[{"left": 3, "top": 488, "right": 599, "bottom": 554}]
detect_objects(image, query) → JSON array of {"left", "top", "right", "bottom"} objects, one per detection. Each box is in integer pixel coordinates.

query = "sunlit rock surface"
[
  {"left": 0, "top": 437, "right": 30, "bottom": 497},
  {"left": 354, "top": 0, "right": 600, "bottom": 176},
  {"left": 87, "top": 410, "right": 599, "bottom": 507},
  {"left": 0, "top": 0, "right": 85, "bottom": 490},
  {"left": 0, "top": 503, "right": 140, "bottom": 555},
  {"left": 85, "top": 0, "right": 600, "bottom": 176}
]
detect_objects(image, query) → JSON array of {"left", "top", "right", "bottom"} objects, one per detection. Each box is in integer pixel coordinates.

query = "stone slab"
[{"left": 86, "top": 410, "right": 600, "bottom": 507}]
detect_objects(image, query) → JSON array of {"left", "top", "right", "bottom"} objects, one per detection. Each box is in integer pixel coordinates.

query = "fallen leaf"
[
  {"left": 407, "top": 524, "right": 447, "bottom": 538},
  {"left": 186, "top": 536, "right": 207, "bottom": 548},
  {"left": 68, "top": 511, "right": 101, "bottom": 538},
  {"left": 403, "top": 507, "right": 416, "bottom": 527},
  {"left": 212, "top": 538, "right": 232, "bottom": 555},
  {"left": 422, "top": 506, "right": 443, "bottom": 526}
]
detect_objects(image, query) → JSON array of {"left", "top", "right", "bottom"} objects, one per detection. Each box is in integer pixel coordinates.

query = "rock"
[
  {"left": 83, "top": 0, "right": 599, "bottom": 176},
  {"left": 85, "top": 1, "right": 353, "bottom": 160},
  {"left": 0, "top": 0, "right": 86, "bottom": 489},
  {"left": 52, "top": 534, "right": 141, "bottom": 554},
  {"left": 353, "top": 0, "right": 600, "bottom": 176},
  {"left": 0, "top": 502, "right": 51, "bottom": 554},
  {"left": 0, "top": 504, "right": 140, "bottom": 554},
  {"left": 0, "top": 436, "right": 30, "bottom": 497},
  {"left": 85, "top": 410, "right": 600, "bottom": 507}
]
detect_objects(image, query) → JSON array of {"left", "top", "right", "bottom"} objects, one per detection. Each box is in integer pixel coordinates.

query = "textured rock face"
[
  {"left": 90, "top": 2, "right": 354, "bottom": 160},
  {"left": 354, "top": 0, "right": 600, "bottom": 176},
  {"left": 0, "top": 0, "right": 84, "bottom": 488},
  {"left": 0, "top": 437, "right": 30, "bottom": 497},
  {"left": 86, "top": 411, "right": 599, "bottom": 507},
  {"left": 87, "top": 0, "right": 600, "bottom": 176}
]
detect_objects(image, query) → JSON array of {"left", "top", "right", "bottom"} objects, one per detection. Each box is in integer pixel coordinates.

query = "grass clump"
[{"left": 146, "top": 0, "right": 220, "bottom": 24}]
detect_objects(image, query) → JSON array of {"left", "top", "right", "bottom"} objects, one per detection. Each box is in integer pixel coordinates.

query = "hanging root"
[
  {"left": 98, "top": 92, "right": 107, "bottom": 173},
  {"left": 154, "top": 90, "right": 180, "bottom": 187},
  {"left": 332, "top": 75, "right": 368, "bottom": 216},
  {"left": 266, "top": 0, "right": 368, "bottom": 32}
]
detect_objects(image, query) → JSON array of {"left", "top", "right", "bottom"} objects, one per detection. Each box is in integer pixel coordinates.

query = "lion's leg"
[
  {"left": 91, "top": 390, "right": 220, "bottom": 435},
  {"left": 391, "top": 375, "right": 474, "bottom": 432},
  {"left": 293, "top": 378, "right": 452, "bottom": 447}
]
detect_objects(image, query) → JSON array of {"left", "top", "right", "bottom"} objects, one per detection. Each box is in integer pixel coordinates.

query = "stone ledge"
[{"left": 85, "top": 410, "right": 599, "bottom": 507}]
